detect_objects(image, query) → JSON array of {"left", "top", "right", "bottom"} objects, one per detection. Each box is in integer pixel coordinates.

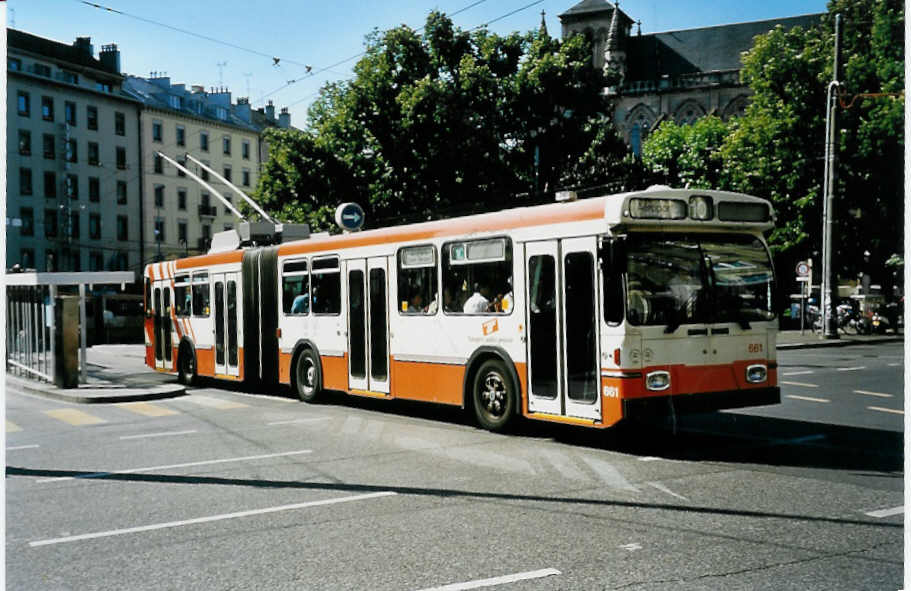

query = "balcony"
[{"left": 198, "top": 205, "right": 217, "bottom": 217}]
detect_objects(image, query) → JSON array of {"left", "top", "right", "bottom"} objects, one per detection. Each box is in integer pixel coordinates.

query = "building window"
[
  {"left": 152, "top": 120, "right": 163, "bottom": 142},
  {"left": 216, "top": 107, "right": 227, "bottom": 120},
  {"left": 223, "top": 166, "right": 232, "bottom": 183},
  {"left": 61, "top": 70, "right": 79, "bottom": 85},
  {"left": 65, "top": 101, "right": 77, "bottom": 126},
  {"left": 34, "top": 64, "right": 51, "bottom": 77},
  {"left": 88, "top": 142, "right": 100, "bottom": 165},
  {"left": 70, "top": 212, "right": 80, "bottom": 239},
  {"left": 43, "top": 134, "right": 55, "bottom": 159},
  {"left": 223, "top": 136, "right": 231, "bottom": 155},
  {"left": 89, "top": 213, "right": 101, "bottom": 239},
  {"left": 154, "top": 185, "right": 164, "bottom": 207},
  {"left": 89, "top": 251, "right": 104, "bottom": 271},
  {"left": 224, "top": 196, "right": 233, "bottom": 215},
  {"left": 176, "top": 125, "right": 185, "bottom": 146},
  {"left": 41, "top": 96, "right": 54, "bottom": 121},
  {"left": 242, "top": 140, "right": 250, "bottom": 160},
  {"left": 117, "top": 146, "right": 127, "bottom": 169},
  {"left": 178, "top": 221, "right": 188, "bottom": 243},
  {"left": 115, "top": 111, "right": 125, "bottom": 135},
  {"left": 116, "top": 215, "right": 128, "bottom": 241},
  {"left": 200, "top": 131, "right": 209, "bottom": 152},
  {"left": 177, "top": 188, "right": 187, "bottom": 210},
  {"left": 20, "top": 208, "right": 34, "bottom": 237},
  {"left": 66, "top": 139, "right": 78, "bottom": 163},
  {"left": 168, "top": 95, "right": 182, "bottom": 109},
  {"left": 8, "top": 57, "right": 21, "bottom": 71},
  {"left": 17, "top": 91, "right": 30, "bottom": 117},
  {"left": 177, "top": 155, "right": 186, "bottom": 177},
  {"left": 223, "top": 223, "right": 233, "bottom": 231},
  {"left": 89, "top": 177, "right": 100, "bottom": 202},
  {"left": 18, "top": 130, "right": 31, "bottom": 155},
  {"left": 96, "top": 82, "right": 113, "bottom": 93},
  {"left": 155, "top": 218, "right": 165, "bottom": 242},
  {"left": 45, "top": 209, "right": 58, "bottom": 238},
  {"left": 45, "top": 250, "right": 56, "bottom": 272},
  {"left": 44, "top": 172, "right": 57, "bottom": 198},
  {"left": 153, "top": 152, "right": 163, "bottom": 173},
  {"left": 117, "top": 181, "right": 127, "bottom": 205},
  {"left": 242, "top": 169, "right": 250, "bottom": 187},
  {"left": 68, "top": 250, "right": 82, "bottom": 272},
  {"left": 87, "top": 105, "right": 98, "bottom": 130},
  {"left": 22, "top": 249, "right": 35, "bottom": 270},
  {"left": 65, "top": 174, "right": 78, "bottom": 200},
  {"left": 20, "top": 168, "right": 33, "bottom": 196},
  {"left": 201, "top": 161, "right": 210, "bottom": 181}
]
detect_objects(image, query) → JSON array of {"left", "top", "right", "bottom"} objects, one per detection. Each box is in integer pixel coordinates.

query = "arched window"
[
  {"left": 674, "top": 100, "right": 706, "bottom": 126},
  {"left": 625, "top": 104, "right": 656, "bottom": 156},
  {"left": 722, "top": 95, "right": 750, "bottom": 120}
]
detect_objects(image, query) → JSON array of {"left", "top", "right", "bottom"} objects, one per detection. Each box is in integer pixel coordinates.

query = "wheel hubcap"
[{"left": 480, "top": 371, "right": 507, "bottom": 417}]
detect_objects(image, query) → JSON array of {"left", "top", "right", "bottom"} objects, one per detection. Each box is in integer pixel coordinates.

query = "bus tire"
[
  {"left": 472, "top": 359, "right": 516, "bottom": 432},
  {"left": 177, "top": 344, "right": 196, "bottom": 386},
  {"left": 294, "top": 349, "right": 322, "bottom": 403}
]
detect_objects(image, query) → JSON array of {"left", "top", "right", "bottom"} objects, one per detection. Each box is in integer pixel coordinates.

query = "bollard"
[{"left": 54, "top": 296, "right": 79, "bottom": 388}]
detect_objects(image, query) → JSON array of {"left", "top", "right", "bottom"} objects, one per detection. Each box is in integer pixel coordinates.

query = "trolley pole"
[{"left": 821, "top": 13, "right": 842, "bottom": 339}]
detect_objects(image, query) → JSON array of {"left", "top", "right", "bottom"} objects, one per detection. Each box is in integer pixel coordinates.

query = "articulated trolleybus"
[{"left": 144, "top": 187, "right": 779, "bottom": 431}]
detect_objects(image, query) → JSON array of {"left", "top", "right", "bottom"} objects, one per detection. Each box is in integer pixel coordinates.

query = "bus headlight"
[
  {"left": 646, "top": 370, "right": 671, "bottom": 391},
  {"left": 746, "top": 364, "right": 767, "bottom": 383}
]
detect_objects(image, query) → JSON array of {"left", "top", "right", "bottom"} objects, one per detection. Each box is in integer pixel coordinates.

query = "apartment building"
[
  {"left": 7, "top": 30, "right": 142, "bottom": 273},
  {"left": 123, "top": 76, "right": 289, "bottom": 260}
]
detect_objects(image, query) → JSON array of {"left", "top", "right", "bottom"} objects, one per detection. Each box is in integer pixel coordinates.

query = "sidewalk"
[
  {"left": 6, "top": 333, "right": 903, "bottom": 404},
  {"left": 6, "top": 344, "right": 185, "bottom": 404}
]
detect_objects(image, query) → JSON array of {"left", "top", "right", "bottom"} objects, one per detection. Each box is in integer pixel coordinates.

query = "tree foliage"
[{"left": 255, "top": 12, "right": 631, "bottom": 231}]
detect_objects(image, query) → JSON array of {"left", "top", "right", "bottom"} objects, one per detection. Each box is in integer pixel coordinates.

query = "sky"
[{"left": 8, "top": 0, "right": 829, "bottom": 127}]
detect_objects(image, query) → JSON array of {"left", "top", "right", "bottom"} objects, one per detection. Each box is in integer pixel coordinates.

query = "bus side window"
[
  {"left": 144, "top": 277, "right": 151, "bottom": 317},
  {"left": 174, "top": 275, "right": 191, "bottom": 317},
  {"left": 442, "top": 238, "right": 512, "bottom": 315},
  {"left": 311, "top": 257, "right": 340, "bottom": 315},
  {"left": 192, "top": 272, "right": 210, "bottom": 317},
  {"left": 282, "top": 259, "right": 310, "bottom": 315},
  {"left": 398, "top": 245, "right": 438, "bottom": 315}
]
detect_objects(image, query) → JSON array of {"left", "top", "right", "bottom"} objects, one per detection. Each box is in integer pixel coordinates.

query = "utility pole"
[{"left": 821, "top": 13, "right": 842, "bottom": 339}]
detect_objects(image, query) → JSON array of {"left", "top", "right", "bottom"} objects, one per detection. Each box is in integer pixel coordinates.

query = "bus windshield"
[{"left": 625, "top": 233, "right": 775, "bottom": 330}]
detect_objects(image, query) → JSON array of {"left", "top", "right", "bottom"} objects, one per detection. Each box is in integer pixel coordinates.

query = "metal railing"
[{"left": 6, "top": 285, "right": 53, "bottom": 382}]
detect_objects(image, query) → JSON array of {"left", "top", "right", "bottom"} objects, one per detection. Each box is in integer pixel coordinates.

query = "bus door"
[
  {"left": 152, "top": 279, "right": 172, "bottom": 369},
  {"left": 524, "top": 238, "right": 601, "bottom": 421},
  {"left": 345, "top": 258, "right": 390, "bottom": 394},
  {"left": 212, "top": 272, "right": 241, "bottom": 377}
]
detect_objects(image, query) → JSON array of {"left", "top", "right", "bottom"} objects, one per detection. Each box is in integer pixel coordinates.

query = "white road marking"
[
  {"left": 619, "top": 543, "right": 642, "bottom": 552},
  {"left": 854, "top": 390, "right": 893, "bottom": 398},
  {"left": 266, "top": 418, "right": 330, "bottom": 426},
  {"left": 7, "top": 444, "right": 39, "bottom": 451},
  {"left": 645, "top": 481, "right": 688, "bottom": 501},
  {"left": 887, "top": 362, "right": 901, "bottom": 367},
  {"left": 341, "top": 415, "right": 363, "bottom": 435},
  {"left": 36, "top": 449, "right": 313, "bottom": 483},
  {"left": 540, "top": 449, "right": 587, "bottom": 481},
  {"left": 781, "top": 381, "right": 819, "bottom": 388},
  {"left": 837, "top": 366, "right": 866, "bottom": 372},
  {"left": 867, "top": 406, "right": 904, "bottom": 415},
  {"left": 782, "top": 370, "right": 815, "bottom": 376},
  {"left": 414, "top": 568, "right": 561, "bottom": 591},
  {"left": 29, "top": 491, "right": 396, "bottom": 547},
  {"left": 864, "top": 506, "right": 903, "bottom": 518},
  {"left": 580, "top": 456, "right": 639, "bottom": 492},
  {"left": 184, "top": 395, "right": 247, "bottom": 409},
  {"left": 119, "top": 430, "right": 198, "bottom": 440},
  {"left": 786, "top": 395, "right": 830, "bottom": 403}
]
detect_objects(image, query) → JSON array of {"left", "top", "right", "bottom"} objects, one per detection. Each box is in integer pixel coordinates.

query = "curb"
[
  {"left": 776, "top": 336, "right": 903, "bottom": 350},
  {"left": 7, "top": 375, "right": 186, "bottom": 404}
]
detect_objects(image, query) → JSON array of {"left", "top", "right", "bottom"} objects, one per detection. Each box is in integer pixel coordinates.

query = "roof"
[
  {"left": 8, "top": 28, "right": 117, "bottom": 75},
  {"left": 625, "top": 14, "right": 823, "bottom": 77},
  {"left": 559, "top": 0, "right": 613, "bottom": 18}
]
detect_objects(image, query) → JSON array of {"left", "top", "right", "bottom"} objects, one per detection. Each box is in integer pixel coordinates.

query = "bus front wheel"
[
  {"left": 294, "top": 349, "right": 322, "bottom": 403},
  {"left": 472, "top": 359, "right": 515, "bottom": 432}
]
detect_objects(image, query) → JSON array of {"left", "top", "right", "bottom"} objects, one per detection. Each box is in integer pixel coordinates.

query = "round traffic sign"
[
  {"left": 796, "top": 261, "right": 810, "bottom": 276},
  {"left": 335, "top": 202, "right": 365, "bottom": 231}
]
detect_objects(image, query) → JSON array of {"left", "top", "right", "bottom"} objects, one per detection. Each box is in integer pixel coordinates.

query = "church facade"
[{"left": 558, "top": 1, "right": 823, "bottom": 154}]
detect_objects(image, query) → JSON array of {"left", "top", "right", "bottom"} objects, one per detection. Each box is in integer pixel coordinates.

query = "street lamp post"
[{"left": 821, "top": 13, "right": 842, "bottom": 339}]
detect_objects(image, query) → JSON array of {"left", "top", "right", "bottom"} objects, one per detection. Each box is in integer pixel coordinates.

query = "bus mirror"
[{"left": 608, "top": 237, "right": 627, "bottom": 275}]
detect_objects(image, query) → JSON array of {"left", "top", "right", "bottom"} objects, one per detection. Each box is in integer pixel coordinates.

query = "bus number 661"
[{"left": 748, "top": 343, "right": 763, "bottom": 353}]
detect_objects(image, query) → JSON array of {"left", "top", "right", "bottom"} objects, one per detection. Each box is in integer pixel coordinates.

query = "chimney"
[
  {"left": 209, "top": 88, "right": 231, "bottom": 107},
  {"left": 278, "top": 107, "right": 291, "bottom": 129},
  {"left": 100, "top": 43, "right": 121, "bottom": 74},
  {"left": 74, "top": 37, "right": 93, "bottom": 57},
  {"left": 265, "top": 100, "right": 275, "bottom": 121},
  {"left": 235, "top": 97, "right": 251, "bottom": 123}
]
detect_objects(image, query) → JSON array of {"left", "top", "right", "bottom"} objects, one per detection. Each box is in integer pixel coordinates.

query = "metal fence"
[{"left": 6, "top": 285, "right": 53, "bottom": 382}]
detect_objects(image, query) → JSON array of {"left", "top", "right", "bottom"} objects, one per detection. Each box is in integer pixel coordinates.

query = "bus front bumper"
[{"left": 622, "top": 387, "right": 781, "bottom": 421}]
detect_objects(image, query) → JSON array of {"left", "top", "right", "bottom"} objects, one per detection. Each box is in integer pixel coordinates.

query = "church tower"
[{"left": 603, "top": 1, "right": 626, "bottom": 84}]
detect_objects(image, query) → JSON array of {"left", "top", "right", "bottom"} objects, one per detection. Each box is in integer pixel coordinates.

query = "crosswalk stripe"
[
  {"left": 44, "top": 409, "right": 107, "bottom": 426},
  {"left": 118, "top": 402, "right": 179, "bottom": 417},
  {"left": 7, "top": 420, "right": 22, "bottom": 433},
  {"left": 184, "top": 395, "right": 247, "bottom": 410}
]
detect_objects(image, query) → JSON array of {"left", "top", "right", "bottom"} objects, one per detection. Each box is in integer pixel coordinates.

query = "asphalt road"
[{"left": 5, "top": 342, "right": 903, "bottom": 590}]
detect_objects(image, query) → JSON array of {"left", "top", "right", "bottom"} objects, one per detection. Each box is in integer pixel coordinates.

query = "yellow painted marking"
[
  {"left": 44, "top": 409, "right": 107, "bottom": 426},
  {"left": 527, "top": 412, "right": 599, "bottom": 427},
  {"left": 349, "top": 390, "right": 390, "bottom": 399},
  {"left": 7, "top": 420, "right": 22, "bottom": 433},
  {"left": 185, "top": 395, "right": 247, "bottom": 410},
  {"left": 118, "top": 402, "right": 179, "bottom": 417},
  {"left": 867, "top": 406, "right": 904, "bottom": 415}
]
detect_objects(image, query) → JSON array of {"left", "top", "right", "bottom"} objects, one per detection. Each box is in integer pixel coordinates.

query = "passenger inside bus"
[
  {"left": 463, "top": 283, "right": 491, "bottom": 313},
  {"left": 290, "top": 293, "right": 309, "bottom": 314},
  {"left": 406, "top": 292, "right": 424, "bottom": 313}
]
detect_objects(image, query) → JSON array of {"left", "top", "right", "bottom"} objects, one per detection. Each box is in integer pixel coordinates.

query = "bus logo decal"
[{"left": 482, "top": 319, "right": 499, "bottom": 336}]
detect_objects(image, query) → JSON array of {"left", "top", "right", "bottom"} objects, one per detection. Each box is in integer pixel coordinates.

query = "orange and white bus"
[{"left": 144, "top": 186, "right": 780, "bottom": 431}]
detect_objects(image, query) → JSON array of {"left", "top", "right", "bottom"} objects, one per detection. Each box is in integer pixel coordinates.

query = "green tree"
[
  {"left": 641, "top": 116, "right": 730, "bottom": 189},
  {"left": 256, "top": 11, "right": 631, "bottom": 230}
]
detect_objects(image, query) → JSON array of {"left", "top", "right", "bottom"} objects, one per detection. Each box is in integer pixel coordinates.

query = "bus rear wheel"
[
  {"left": 177, "top": 345, "right": 196, "bottom": 386},
  {"left": 294, "top": 349, "right": 322, "bottom": 403},
  {"left": 472, "top": 359, "right": 515, "bottom": 432}
]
